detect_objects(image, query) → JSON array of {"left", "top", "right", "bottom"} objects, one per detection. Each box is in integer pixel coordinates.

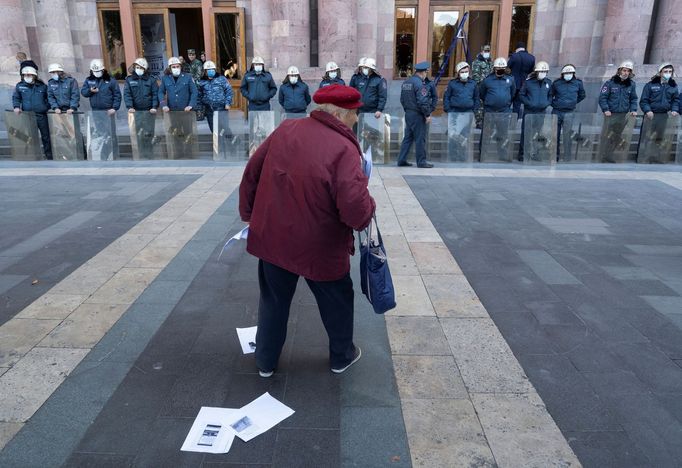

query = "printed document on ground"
[
  {"left": 236, "top": 326, "right": 257, "bottom": 354},
  {"left": 181, "top": 407, "right": 238, "bottom": 454},
  {"left": 226, "top": 392, "right": 295, "bottom": 442}
]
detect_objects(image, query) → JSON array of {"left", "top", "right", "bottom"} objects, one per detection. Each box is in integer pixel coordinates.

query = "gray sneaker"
[
  {"left": 259, "top": 369, "right": 274, "bottom": 378},
  {"left": 331, "top": 346, "right": 362, "bottom": 374}
]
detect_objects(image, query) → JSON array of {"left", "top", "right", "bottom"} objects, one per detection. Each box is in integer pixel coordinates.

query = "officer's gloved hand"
[
  {"left": 66, "top": 109, "right": 74, "bottom": 114},
  {"left": 107, "top": 109, "right": 116, "bottom": 116},
  {"left": 162, "top": 106, "right": 170, "bottom": 112},
  {"left": 150, "top": 108, "right": 157, "bottom": 114},
  {"left": 426, "top": 116, "right": 432, "bottom": 124},
  {"left": 184, "top": 106, "right": 192, "bottom": 112},
  {"left": 603, "top": 111, "right": 611, "bottom": 117},
  {"left": 374, "top": 111, "right": 382, "bottom": 119},
  {"left": 13, "top": 108, "right": 21, "bottom": 114},
  {"left": 225, "top": 105, "right": 230, "bottom": 110},
  {"left": 54, "top": 108, "right": 62, "bottom": 114},
  {"left": 672, "top": 111, "right": 679, "bottom": 117},
  {"left": 646, "top": 111, "right": 654, "bottom": 119},
  {"left": 630, "top": 112, "right": 637, "bottom": 117},
  {"left": 128, "top": 108, "right": 135, "bottom": 113}
]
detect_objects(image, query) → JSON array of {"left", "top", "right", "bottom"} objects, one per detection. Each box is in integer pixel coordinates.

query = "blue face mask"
[{"left": 207, "top": 69, "right": 216, "bottom": 78}]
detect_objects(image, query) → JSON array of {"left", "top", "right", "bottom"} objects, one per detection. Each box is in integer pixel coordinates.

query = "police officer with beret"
[{"left": 397, "top": 61, "right": 434, "bottom": 168}]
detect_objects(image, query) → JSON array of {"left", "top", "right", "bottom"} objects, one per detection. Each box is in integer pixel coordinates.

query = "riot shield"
[
  {"left": 637, "top": 113, "right": 679, "bottom": 164},
  {"left": 163, "top": 111, "right": 198, "bottom": 160},
  {"left": 523, "top": 113, "right": 557, "bottom": 165},
  {"left": 4, "top": 111, "right": 43, "bottom": 160},
  {"left": 86, "top": 111, "right": 119, "bottom": 161},
  {"left": 279, "top": 112, "right": 307, "bottom": 123},
  {"left": 48, "top": 112, "right": 86, "bottom": 161},
  {"left": 212, "top": 111, "right": 248, "bottom": 161},
  {"left": 480, "top": 112, "right": 516, "bottom": 163},
  {"left": 248, "top": 111, "right": 275, "bottom": 157},
  {"left": 447, "top": 112, "right": 474, "bottom": 162},
  {"left": 128, "top": 111, "right": 165, "bottom": 160},
  {"left": 358, "top": 112, "right": 390, "bottom": 164},
  {"left": 556, "top": 113, "right": 600, "bottom": 163},
  {"left": 597, "top": 113, "right": 636, "bottom": 163}
]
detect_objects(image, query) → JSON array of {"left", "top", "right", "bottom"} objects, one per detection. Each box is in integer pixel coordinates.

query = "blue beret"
[{"left": 414, "top": 61, "right": 430, "bottom": 71}]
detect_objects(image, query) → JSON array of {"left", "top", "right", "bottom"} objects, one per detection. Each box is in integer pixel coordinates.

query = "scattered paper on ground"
[
  {"left": 181, "top": 407, "right": 238, "bottom": 454},
  {"left": 226, "top": 392, "right": 295, "bottom": 442},
  {"left": 236, "top": 326, "right": 258, "bottom": 354}
]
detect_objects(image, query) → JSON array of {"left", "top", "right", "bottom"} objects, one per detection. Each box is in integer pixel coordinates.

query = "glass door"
[
  {"left": 211, "top": 7, "right": 247, "bottom": 110},
  {"left": 135, "top": 10, "right": 171, "bottom": 79},
  {"left": 464, "top": 6, "right": 498, "bottom": 62},
  {"left": 429, "top": 7, "right": 464, "bottom": 79}
]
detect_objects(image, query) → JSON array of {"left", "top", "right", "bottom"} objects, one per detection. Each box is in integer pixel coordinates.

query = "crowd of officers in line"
[{"left": 10, "top": 45, "right": 680, "bottom": 163}]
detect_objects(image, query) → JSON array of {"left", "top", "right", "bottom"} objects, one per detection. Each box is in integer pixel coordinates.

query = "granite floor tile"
[
  {"left": 387, "top": 275, "right": 435, "bottom": 317},
  {"left": 0, "top": 318, "right": 61, "bottom": 367},
  {"left": 385, "top": 316, "right": 451, "bottom": 355},
  {"left": 393, "top": 355, "right": 467, "bottom": 400}
]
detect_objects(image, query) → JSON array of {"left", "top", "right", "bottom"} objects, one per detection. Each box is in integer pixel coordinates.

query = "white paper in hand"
[
  {"left": 226, "top": 392, "right": 295, "bottom": 442},
  {"left": 218, "top": 226, "right": 249, "bottom": 260},
  {"left": 363, "top": 146, "right": 373, "bottom": 179},
  {"left": 181, "top": 407, "right": 238, "bottom": 454},
  {"left": 236, "top": 326, "right": 257, "bottom": 354}
]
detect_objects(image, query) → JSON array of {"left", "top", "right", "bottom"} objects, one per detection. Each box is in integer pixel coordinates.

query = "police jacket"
[
  {"left": 479, "top": 73, "right": 516, "bottom": 112},
  {"left": 159, "top": 72, "right": 198, "bottom": 110},
  {"left": 519, "top": 76, "right": 552, "bottom": 113},
  {"left": 507, "top": 50, "right": 535, "bottom": 89},
  {"left": 319, "top": 77, "right": 346, "bottom": 88},
  {"left": 599, "top": 75, "right": 638, "bottom": 113},
  {"left": 551, "top": 77, "right": 586, "bottom": 112},
  {"left": 124, "top": 73, "right": 159, "bottom": 110},
  {"left": 425, "top": 78, "right": 438, "bottom": 113},
  {"left": 353, "top": 72, "right": 387, "bottom": 113},
  {"left": 400, "top": 75, "right": 432, "bottom": 117},
  {"left": 48, "top": 76, "right": 80, "bottom": 111},
  {"left": 80, "top": 73, "right": 122, "bottom": 111},
  {"left": 198, "top": 75, "right": 233, "bottom": 110},
  {"left": 240, "top": 70, "right": 277, "bottom": 110},
  {"left": 639, "top": 76, "right": 680, "bottom": 114},
  {"left": 278, "top": 81, "right": 311, "bottom": 113},
  {"left": 349, "top": 72, "right": 362, "bottom": 89},
  {"left": 13, "top": 79, "right": 50, "bottom": 113},
  {"left": 443, "top": 78, "right": 479, "bottom": 112}
]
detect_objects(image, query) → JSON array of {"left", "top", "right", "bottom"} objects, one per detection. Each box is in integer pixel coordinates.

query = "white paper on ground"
[
  {"left": 226, "top": 392, "right": 295, "bottom": 442},
  {"left": 218, "top": 226, "right": 249, "bottom": 260},
  {"left": 236, "top": 326, "right": 258, "bottom": 354},
  {"left": 181, "top": 407, "right": 238, "bottom": 454}
]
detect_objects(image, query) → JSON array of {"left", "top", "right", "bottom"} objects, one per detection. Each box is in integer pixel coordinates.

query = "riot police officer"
[
  {"left": 81, "top": 59, "right": 121, "bottom": 115},
  {"left": 47, "top": 63, "right": 79, "bottom": 113},
  {"left": 159, "top": 57, "right": 198, "bottom": 112},
  {"left": 349, "top": 57, "right": 366, "bottom": 90},
  {"left": 351, "top": 57, "right": 387, "bottom": 118},
  {"left": 198, "top": 60, "right": 233, "bottom": 133},
  {"left": 638, "top": 63, "right": 680, "bottom": 162},
  {"left": 551, "top": 64, "right": 586, "bottom": 160},
  {"left": 278, "top": 66, "right": 311, "bottom": 114},
  {"left": 320, "top": 62, "right": 345, "bottom": 88},
  {"left": 12, "top": 65, "right": 52, "bottom": 159},
  {"left": 396, "top": 61, "right": 434, "bottom": 168},
  {"left": 479, "top": 57, "right": 516, "bottom": 160},
  {"left": 518, "top": 61, "right": 552, "bottom": 160},
  {"left": 240, "top": 57, "right": 278, "bottom": 111},
  {"left": 598, "top": 60, "right": 638, "bottom": 162},
  {"left": 124, "top": 58, "right": 159, "bottom": 157}
]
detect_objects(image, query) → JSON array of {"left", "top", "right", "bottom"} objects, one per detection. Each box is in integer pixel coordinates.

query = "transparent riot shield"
[
  {"left": 279, "top": 112, "right": 307, "bottom": 123},
  {"left": 48, "top": 112, "right": 86, "bottom": 161},
  {"left": 597, "top": 113, "right": 637, "bottom": 163},
  {"left": 447, "top": 112, "right": 474, "bottom": 162},
  {"left": 556, "top": 113, "right": 601, "bottom": 163},
  {"left": 86, "top": 111, "right": 119, "bottom": 161},
  {"left": 213, "top": 111, "right": 248, "bottom": 161},
  {"left": 128, "top": 111, "right": 165, "bottom": 160},
  {"left": 163, "top": 111, "right": 198, "bottom": 160},
  {"left": 637, "top": 114, "right": 680, "bottom": 164},
  {"left": 480, "top": 112, "right": 517, "bottom": 163},
  {"left": 358, "top": 113, "right": 390, "bottom": 164},
  {"left": 523, "top": 113, "right": 557, "bottom": 165},
  {"left": 4, "top": 111, "right": 43, "bottom": 160},
  {"left": 248, "top": 111, "right": 275, "bottom": 157}
]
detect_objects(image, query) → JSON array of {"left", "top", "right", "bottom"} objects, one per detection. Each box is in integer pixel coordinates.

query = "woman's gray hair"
[{"left": 316, "top": 103, "right": 356, "bottom": 121}]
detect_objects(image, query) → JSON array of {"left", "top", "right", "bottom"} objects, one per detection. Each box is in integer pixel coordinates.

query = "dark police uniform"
[
  {"left": 124, "top": 71, "right": 159, "bottom": 158},
  {"left": 598, "top": 75, "right": 638, "bottom": 162},
  {"left": 240, "top": 68, "right": 278, "bottom": 111},
  {"left": 551, "top": 75, "right": 586, "bottom": 159},
  {"left": 278, "top": 80, "right": 311, "bottom": 114},
  {"left": 397, "top": 62, "right": 433, "bottom": 167},
  {"left": 518, "top": 75, "right": 552, "bottom": 159},
  {"left": 638, "top": 75, "right": 680, "bottom": 162},
  {"left": 159, "top": 71, "right": 199, "bottom": 158},
  {"left": 353, "top": 72, "right": 387, "bottom": 114},
  {"left": 12, "top": 78, "right": 52, "bottom": 159}
]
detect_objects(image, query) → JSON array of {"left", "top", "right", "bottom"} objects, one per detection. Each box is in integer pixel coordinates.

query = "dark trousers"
[
  {"left": 518, "top": 110, "right": 545, "bottom": 158},
  {"left": 35, "top": 113, "right": 52, "bottom": 160},
  {"left": 255, "top": 260, "right": 356, "bottom": 372},
  {"left": 397, "top": 110, "right": 427, "bottom": 165}
]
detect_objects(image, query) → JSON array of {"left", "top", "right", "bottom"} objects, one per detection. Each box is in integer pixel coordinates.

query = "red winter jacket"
[{"left": 239, "top": 109, "right": 376, "bottom": 281}]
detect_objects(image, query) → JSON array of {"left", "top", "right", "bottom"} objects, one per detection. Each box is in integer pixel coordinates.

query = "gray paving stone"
[
  {"left": 0, "top": 275, "right": 29, "bottom": 295},
  {"left": 565, "top": 431, "right": 653, "bottom": 468},
  {"left": 341, "top": 407, "right": 410, "bottom": 468}
]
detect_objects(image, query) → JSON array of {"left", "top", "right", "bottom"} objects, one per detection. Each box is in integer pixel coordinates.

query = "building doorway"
[{"left": 169, "top": 8, "right": 204, "bottom": 64}]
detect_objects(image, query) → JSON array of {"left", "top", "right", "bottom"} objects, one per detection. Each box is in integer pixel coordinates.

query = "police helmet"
[
  {"left": 493, "top": 57, "right": 507, "bottom": 69},
  {"left": 561, "top": 64, "right": 576, "bottom": 74},
  {"left": 358, "top": 57, "right": 367, "bottom": 67},
  {"left": 47, "top": 63, "right": 64, "bottom": 73},
  {"left": 89, "top": 59, "right": 105, "bottom": 72},
  {"left": 287, "top": 66, "right": 300, "bottom": 76},
  {"left": 134, "top": 58, "right": 148, "bottom": 70},
  {"left": 534, "top": 61, "right": 549, "bottom": 72},
  {"left": 21, "top": 66, "right": 37, "bottom": 76},
  {"left": 658, "top": 62, "right": 674, "bottom": 74},
  {"left": 364, "top": 58, "right": 377, "bottom": 70},
  {"left": 252, "top": 56, "right": 265, "bottom": 65},
  {"left": 325, "top": 61, "right": 339, "bottom": 73},
  {"left": 455, "top": 62, "right": 469, "bottom": 74},
  {"left": 203, "top": 60, "right": 217, "bottom": 70},
  {"left": 618, "top": 60, "right": 634, "bottom": 71},
  {"left": 168, "top": 57, "right": 182, "bottom": 66}
]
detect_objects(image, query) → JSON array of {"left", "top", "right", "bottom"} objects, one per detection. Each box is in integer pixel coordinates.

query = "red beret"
[{"left": 313, "top": 84, "right": 363, "bottom": 109}]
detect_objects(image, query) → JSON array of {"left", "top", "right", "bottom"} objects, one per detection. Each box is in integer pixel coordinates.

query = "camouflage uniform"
[
  {"left": 189, "top": 59, "right": 204, "bottom": 120},
  {"left": 472, "top": 54, "right": 493, "bottom": 127}
]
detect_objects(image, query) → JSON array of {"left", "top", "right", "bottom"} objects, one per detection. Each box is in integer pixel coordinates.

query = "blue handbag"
[{"left": 359, "top": 215, "right": 396, "bottom": 314}]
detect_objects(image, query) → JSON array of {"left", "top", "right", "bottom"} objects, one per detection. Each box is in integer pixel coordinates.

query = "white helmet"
[
  {"left": 658, "top": 62, "right": 674, "bottom": 73},
  {"left": 21, "top": 66, "right": 37, "bottom": 76},
  {"left": 287, "top": 65, "right": 300, "bottom": 76},
  {"left": 252, "top": 56, "right": 265, "bottom": 65},
  {"left": 358, "top": 57, "right": 367, "bottom": 67},
  {"left": 534, "top": 61, "right": 549, "bottom": 72},
  {"left": 89, "top": 59, "right": 105, "bottom": 72},
  {"left": 618, "top": 60, "right": 634, "bottom": 71},
  {"left": 134, "top": 58, "right": 148, "bottom": 69},
  {"left": 47, "top": 63, "right": 64, "bottom": 73},
  {"left": 365, "top": 57, "right": 376, "bottom": 70},
  {"left": 325, "top": 61, "right": 339, "bottom": 73},
  {"left": 493, "top": 57, "right": 507, "bottom": 68},
  {"left": 168, "top": 57, "right": 181, "bottom": 66},
  {"left": 561, "top": 64, "right": 576, "bottom": 74},
  {"left": 455, "top": 62, "right": 469, "bottom": 73},
  {"left": 203, "top": 60, "right": 216, "bottom": 70}
]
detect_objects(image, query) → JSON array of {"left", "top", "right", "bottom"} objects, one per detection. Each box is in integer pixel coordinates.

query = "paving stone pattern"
[{"left": 408, "top": 175, "right": 682, "bottom": 467}]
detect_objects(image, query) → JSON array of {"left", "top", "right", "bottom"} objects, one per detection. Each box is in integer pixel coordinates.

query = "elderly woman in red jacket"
[{"left": 239, "top": 84, "right": 376, "bottom": 377}]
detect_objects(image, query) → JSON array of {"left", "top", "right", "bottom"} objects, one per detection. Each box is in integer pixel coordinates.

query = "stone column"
[
  {"left": 270, "top": 0, "right": 310, "bottom": 69},
  {"left": 318, "top": 0, "right": 357, "bottom": 71},
  {"left": 357, "top": 0, "right": 378, "bottom": 64},
  {"left": 497, "top": 0, "right": 513, "bottom": 58},
  {"left": 0, "top": 0, "right": 30, "bottom": 82},
  {"left": 532, "top": 1, "right": 564, "bottom": 67},
  {"left": 249, "top": 0, "right": 272, "bottom": 65},
  {"left": 650, "top": 0, "right": 682, "bottom": 65},
  {"left": 558, "top": 1, "right": 603, "bottom": 67},
  {"left": 32, "top": 0, "right": 77, "bottom": 71},
  {"left": 601, "top": 0, "right": 655, "bottom": 65}
]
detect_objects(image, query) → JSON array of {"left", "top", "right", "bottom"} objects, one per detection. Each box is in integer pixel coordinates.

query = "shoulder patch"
[
  {"left": 420, "top": 88, "right": 428, "bottom": 96},
  {"left": 600, "top": 85, "right": 608, "bottom": 93}
]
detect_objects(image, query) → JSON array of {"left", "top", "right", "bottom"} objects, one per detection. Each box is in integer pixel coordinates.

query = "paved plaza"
[{"left": 0, "top": 161, "right": 681, "bottom": 467}]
